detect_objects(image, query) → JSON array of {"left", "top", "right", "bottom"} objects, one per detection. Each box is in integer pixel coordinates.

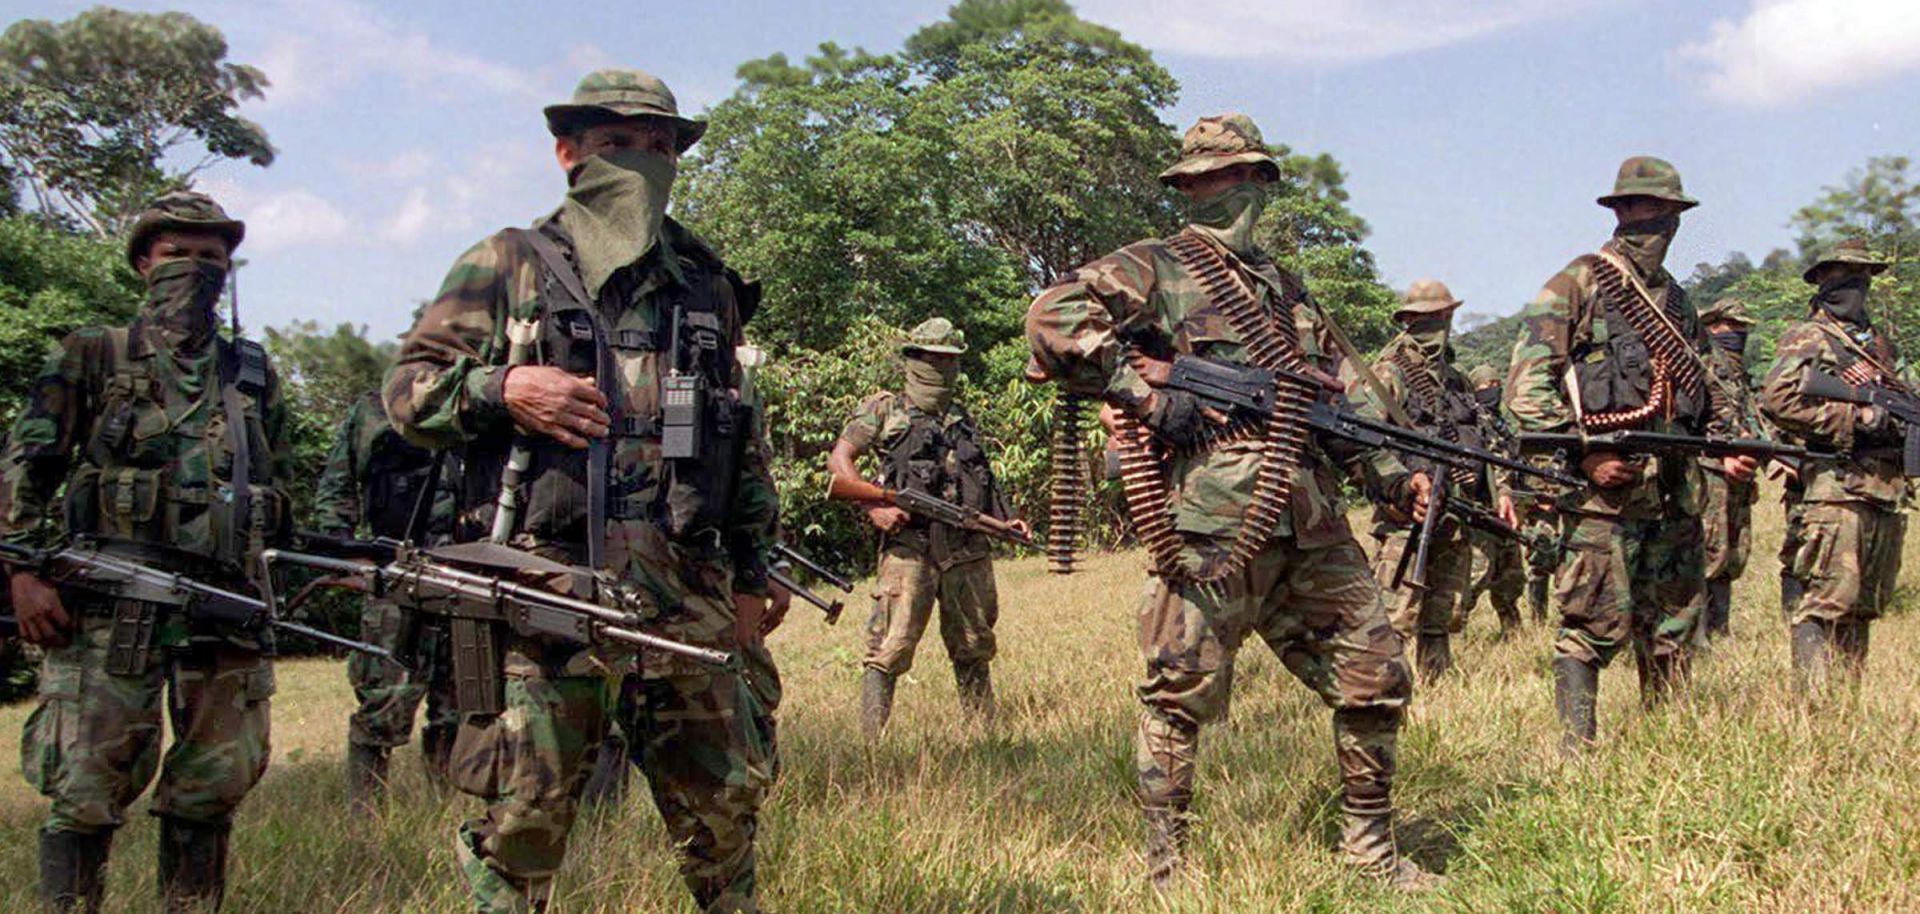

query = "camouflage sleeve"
[
  {"left": 311, "top": 398, "right": 365, "bottom": 536},
  {"left": 837, "top": 393, "right": 892, "bottom": 455},
  {"left": 1024, "top": 245, "right": 1158, "bottom": 412},
  {"left": 1758, "top": 324, "right": 1858, "bottom": 450},
  {"left": 1505, "top": 262, "right": 1585, "bottom": 433},
  {"left": 383, "top": 234, "right": 519, "bottom": 449},
  {"left": 0, "top": 330, "right": 106, "bottom": 546}
]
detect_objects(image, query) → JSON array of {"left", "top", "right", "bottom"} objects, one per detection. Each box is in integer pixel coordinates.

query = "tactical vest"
[
  {"left": 66, "top": 325, "right": 283, "bottom": 572},
  {"left": 363, "top": 423, "right": 444, "bottom": 541},
  {"left": 1568, "top": 263, "right": 1708, "bottom": 433},
  {"left": 460, "top": 223, "right": 751, "bottom": 558},
  {"left": 1389, "top": 345, "right": 1490, "bottom": 497},
  {"left": 882, "top": 406, "right": 1000, "bottom": 527}
]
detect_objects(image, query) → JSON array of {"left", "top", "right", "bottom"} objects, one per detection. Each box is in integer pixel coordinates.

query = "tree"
[
  {"left": 0, "top": 214, "right": 143, "bottom": 422},
  {"left": 1789, "top": 155, "right": 1920, "bottom": 343},
  {"left": 263, "top": 321, "right": 395, "bottom": 527},
  {"left": 1257, "top": 150, "right": 1400, "bottom": 351},
  {"left": 0, "top": 7, "right": 273, "bottom": 238}
]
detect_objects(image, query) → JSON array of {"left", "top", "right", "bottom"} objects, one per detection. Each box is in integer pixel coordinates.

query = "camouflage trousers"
[
  {"left": 347, "top": 599, "right": 457, "bottom": 751},
  {"left": 863, "top": 545, "right": 998, "bottom": 676},
  {"left": 1553, "top": 512, "right": 1704, "bottom": 670},
  {"left": 1368, "top": 528, "right": 1472, "bottom": 639},
  {"left": 1463, "top": 527, "right": 1525, "bottom": 630},
  {"left": 1135, "top": 535, "right": 1412, "bottom": 822},
  {"left": 21, "top": 611, "right": 273, "bottom": 834},
  {"left": 1782, "top": 500, "right": 1905, "bottom": 626},
  {"left": 1701, "top": 473, "right": 1755, "bottom": 583},
  {"left": 452, "top": 640, "right": 771, "bottom": 914},
  {"left": 1522, "top": 508, "right": 1563, "bottom": 621}
]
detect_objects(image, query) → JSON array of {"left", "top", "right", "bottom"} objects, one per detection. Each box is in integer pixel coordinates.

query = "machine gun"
[
  {"left": 827, "top": 477, "right": 1037, "bottom": 549},
  {"left": 769, "top": 542, "right": 853, "bottom": 625},
  {"left": 1799, "top": 368, "right": 1920, "bottom": 476},
  {"left": 1515, "top": 430, "right": 1824, "bottom": 466},
  {"left": 0, "top": 539, "right": 390, "bottom": 658},
  {"left": 262, "top": 533, "right": 737, "bottom": 713}
]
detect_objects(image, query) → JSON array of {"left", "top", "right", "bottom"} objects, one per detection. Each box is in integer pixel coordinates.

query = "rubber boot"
[
  {"left": 158, "top": 817, "right": 229, "bottom": 913},
  {"left": 39, "top": 828, "right": 110, "bottom": 914},
  {"left": 1142, "top": 804, "right": 1189, "bottom": 889},
  {"left": 1552, "top": 656, "right": 1598, "bottom": 754},
  {"left": 346, "top": 742, "right": 389, "bottom": 812},
  {"left": 1704, "top": 578, "right": 1733, "bottom": 639},
  {"left": 578, "top": 732, "right": 631, "bottom": 811},
  {"left": 1791, "top": 620, "right": 1832, "bottom": 693},
  {"left": 419, "top": 721, "right": 456, "bottom": 793},
  {"left": 1338, "top": 791, "right": 1445, "bottom": 891},
  {"left": 954, "top": 660, "right": 995, "bottom": 721},
  {"left": 1527, "top": 576, "right": 1550, "bottom": 625},
  {"left": 1834, "top": 618, "right": 1870, "bottom": 685},
  {"left": 1414, "top": 632, "right": 1453, "bottom": 682},
  {"left": 860, "top": 668, "right": 895, "bottom": 740}
]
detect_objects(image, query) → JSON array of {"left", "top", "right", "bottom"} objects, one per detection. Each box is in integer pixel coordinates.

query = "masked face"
[
  {"left": 144, "top": 258, "right": 226, "bottom": 350},
  {"left": 1710, "top": 330, "right": 1748, "bottom": 354},
  {"left": 1403, "top": 315, "right": 1451, "bottom": 359},
  {"left": 1474, "top": 386, "right": 1502, "bottom": 409},
  {"left": 562, "top": 147, "right": 677, "bottom": 298},
  {"left": 1190, "top": 180, "right": 1269, "bottom": 254},
  {"left": 1814, "top": 274, "right": 1872, "bottom": 328},
  {"left": 1613, "top": 213, "right": 1680, "bottom": 278},
  {"left": 903, "top": 353, "right": 959, "bottom": 413}
]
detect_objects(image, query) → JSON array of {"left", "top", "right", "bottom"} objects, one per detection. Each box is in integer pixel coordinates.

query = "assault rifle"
[
  {"left": 827, "top": 477, "right": 1038, "bottom": 549},
  {"left": 0, "top": 539, "right": 390, "bottom": 658},
  {"left": 1514, "top": 431, "right": 1823, "bottom": 466},
  {"left": 770, "top": 542, "right": 852, "bottom": 625},
  {"left": 262, "top": 533, "right": 737, "bottom": 687},
  {"left": 1799, "top": 368, "right": 1920, "bottom": 476}
]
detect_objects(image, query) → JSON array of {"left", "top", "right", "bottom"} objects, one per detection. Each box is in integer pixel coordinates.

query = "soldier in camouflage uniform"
[
  {"left": 1026, "top": 114, "right": 1441, "bottom": 890},
  {"left": 1695, "top": 298, "right": 1761, "bottom": 641},
  {"left": 313, "top": 391, "right": 460, "bottom": 806},
  {"left": 1362, "top": 280, "right": 1515, "bottom": 677},
  {"left": 1460, "top": 364, "right": 1529, "bottom": 634},
  {"left": 828, "top": 318, "right": 1027, "bottom": 737},
  {"left": 1506, "top": 157, "right": 1756, "bottom": 752},
  {"left": 1757, "top": 239, "right": 1905, "bottom": 689},
  {"left": 2, "top": 192, "right": 290, "bottom": 912},
  {"left": 383, "top": 70, "right": 780, "bottom": 913}
]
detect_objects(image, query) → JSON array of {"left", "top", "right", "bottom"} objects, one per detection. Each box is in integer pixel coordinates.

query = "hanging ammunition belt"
[
  {"left": 1388, "top": 348, "right": 1479, "bottom": 491},
  {"left": 1583, "top": 254, "right": 1710, "bottom": 432},
  {"left": 1111, "top": 230, "right": 1316, "bottom": 583},
  {"left": 1045, "top": 394, "right": 1087, "bottom": 575}
]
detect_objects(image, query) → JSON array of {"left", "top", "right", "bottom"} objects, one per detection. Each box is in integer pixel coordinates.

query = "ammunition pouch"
[
  {"left": 105, "top": 599, "right": 158, "bottom": 676},
  {"left": 448, "top": 617, "right": 504, "bottom": 716}
]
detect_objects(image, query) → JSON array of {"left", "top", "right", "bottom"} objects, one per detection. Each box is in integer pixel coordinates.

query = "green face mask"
[
  {"left": 562, "top": 148, "right": 677, "bottom": 298},
  {"left": 144, "top": 258, "right": 226, "bottom": 351},
  {"left": 1404, "top": 315, "right": 1451, "bottom": 360},
  {"left": 1190, "top": 180, "right": 1268, "bottom": 254},
  {"left": 903, "top": 355, "right": 959, "bottom": 414},
  {"left": 1612, "top": 214, "right": 1679, "bottom": 278}
]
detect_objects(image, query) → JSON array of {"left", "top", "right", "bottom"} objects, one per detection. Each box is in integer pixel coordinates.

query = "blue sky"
[{"left": 13, "top": 0, "right": 1920, "bottom": 338}]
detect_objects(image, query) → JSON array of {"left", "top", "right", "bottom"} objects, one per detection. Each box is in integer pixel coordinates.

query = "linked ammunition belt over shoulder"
[
  {"left": 1388, "top": 349, "right": 1478, "bottom": 490},
  {"left": 1111, "top": 230, "right": 1316, "bottom": 584},
  {"left": 1045, "top": 394, "right": 1087, "bottom": 575},
  {"left": 1584, "top": 255, "right": 1708, "bottom": 432}
]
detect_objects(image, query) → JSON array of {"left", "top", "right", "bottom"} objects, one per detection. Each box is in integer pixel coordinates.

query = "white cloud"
[
  {"left": 1676, "top": 0, "right": 1920, "bottom": 107},
  {"left": 233, "top": 188, "right": 352, "bottom": 252},
  {"left": 1075, "top": 0, "right": 1596, "bottom": 63},
  {"left": 380, "top": 187, "right": 434, "bottom": 244},
  {"left": 249, "top": 0, "right": 540, "bottom": 110}
]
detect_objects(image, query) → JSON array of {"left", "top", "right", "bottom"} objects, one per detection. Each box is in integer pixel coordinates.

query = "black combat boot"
[
  {"left": 39, "top": 828, "right": 110, "bottom": 914},
  {"left": 1553, "top": 656, "right": 1599, "bottom": 754},
  {"left": 1791, "top": 620, "right": 1832, "bottom": 693},
  {"left": 1415, "top": 632, "right": 1453, "bottom": 682},
  {"left": 419, "top": 721, "right": 456, "bottom": 793},
  {"left": 1338, "top": 790, "right": 1445, "bottom": 891},
  {"left": 953, "top": 660, "right": 995, "bottom": 721},
  {"left": 1704, "top": 578, "right": 1733, "bottom": 639},
  {"left": 1833, "top": 618, "right": 1870, "bottom": 684},
  {"left": 1142, "top": 804, "right": 1189, "bottom": 889},
  {"left": 158, "top": 816, "right": 229, "bottom": 913},
  {"left": 578, "top": 733, "right": 631, "bottom": 811},
  {"left": 860, "top": 669, "right": 895, "bottom": 740},
  {"left": 346, "top": 742, "right": 389, "bottom": 811},
  {"left": 1528, "top": 576, "right": 1550, "bottom": 625}
]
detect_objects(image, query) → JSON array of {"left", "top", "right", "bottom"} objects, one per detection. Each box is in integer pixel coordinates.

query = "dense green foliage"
[{"left": 0, "top": 214, "right": 142, "bottom": 423}]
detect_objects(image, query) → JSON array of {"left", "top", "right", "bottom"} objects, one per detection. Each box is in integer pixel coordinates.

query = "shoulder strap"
[
  {"left": 217, "top": 339, "right": 256, "bottom": 563},
  {"left": 512, "top": 227, "right": 615, "bottom": 571}
]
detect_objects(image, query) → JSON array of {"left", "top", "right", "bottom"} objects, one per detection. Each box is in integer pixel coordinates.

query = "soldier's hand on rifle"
[
  {"left": 10, "top": 572, "right": 71, "bottom": 647},
  {"left": 1006, "top": 518, "right": 1032, "bottom": 539},
  {"left": 1580, "top": 452, "right": 1640, "bottom": 489},
  {"left": 1721, "top": 455, "right": 1758, "bottom": 483},
  {"left": 1496, "top": 493, "right": 1519, "bottom": 530},
  {"left": 760, "top": 583, "right": 791, "bottom": 637},
  {"left": 1408, "top": 472, "right": 1432, "bottom": 524},
  {"left": 867, "top": 506, "right": 910, "bottom": 533},
  {"left": 504, "top": 365, "right": 611, "bottom": 448}
]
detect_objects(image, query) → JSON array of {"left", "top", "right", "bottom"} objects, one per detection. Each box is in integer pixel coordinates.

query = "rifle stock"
[
  {"left": 827, "top": 475, "right": 1037, "bottom": 548},
  {"left": 1802, "top": 368, "right": 1920, "bottom": 476}
]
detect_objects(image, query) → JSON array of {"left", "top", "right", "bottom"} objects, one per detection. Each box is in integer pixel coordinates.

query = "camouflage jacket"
[
  {"left": 839, "top": 391, "right": 1007, "bottom": 566},
  {"left": 1506, "top": 241, "right": 1726, "bottom": 519},
  {"left": 1699, "top": 344, "right": 1761, "bottom": 488},
  {"left": 1758, "top": 312, "right": 1906, "bottom": 507},
  {"left": 1360, "top": 335, "right": 1495, "bottom": 533},
  {"left": 383, "top": 212, "right": 779, "bottom": 667},
  {"left": 1026, "top": 229, "right": 1410, "bottom": 551},
  {"left": 0, "top": 318, "right": 291, "bottom": 642},
  {"left": 313, "top": 391, "right": 457, "bottom": 541}
]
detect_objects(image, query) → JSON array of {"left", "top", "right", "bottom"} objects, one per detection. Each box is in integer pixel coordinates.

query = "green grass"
[{"left": 3, "top": 485, "right": 1918, "bottom": 912}]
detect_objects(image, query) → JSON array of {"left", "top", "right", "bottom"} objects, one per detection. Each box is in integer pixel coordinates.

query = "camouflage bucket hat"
[
  {"left": 902, "top": 317, "right": 967, "bottom": 355},
  {"left": 1468, "top": 364, "right": 1500, "bottom": 387},
  {"left": 1158, "top": 114, "right": 1281, "bottom": 186},
  {"left": 1596, "top": 156, "right": 1698, "bottom": 210},
  {"left": 1697, "top": 296, "right": 1756, "bottom": 327},
  {"left": 124, "top": 190, "right": 244, "bottom": 271},
  {"left": 1801, "top": 237, "right": 1889, "bottom": 283},
  {"left": 1395, "top": 278, "right": 1463, "bottom": 318},
  {"left": 544, "top": 68, "right": 707, "bottom": 152}
]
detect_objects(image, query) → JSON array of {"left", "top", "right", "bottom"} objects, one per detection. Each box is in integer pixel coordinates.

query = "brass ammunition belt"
[
  {"left": 1045, "top": 394, "right": 1088, "bottom": 574},
  {"left": 1388, "top": 349, "right": 1479, "bottom": 490},
  {"left": 1586, "top": 255, "right": 1706, "bottom": 431}
]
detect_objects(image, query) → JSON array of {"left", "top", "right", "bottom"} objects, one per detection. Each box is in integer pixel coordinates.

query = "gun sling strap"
[{"left": 218, "top": 339, "right": 268, "bottom": 566}]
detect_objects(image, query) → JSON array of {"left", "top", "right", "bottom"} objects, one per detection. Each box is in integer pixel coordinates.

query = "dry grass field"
[{"left": 3, "top": 485, "right": 1920, "bottom": 912}]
